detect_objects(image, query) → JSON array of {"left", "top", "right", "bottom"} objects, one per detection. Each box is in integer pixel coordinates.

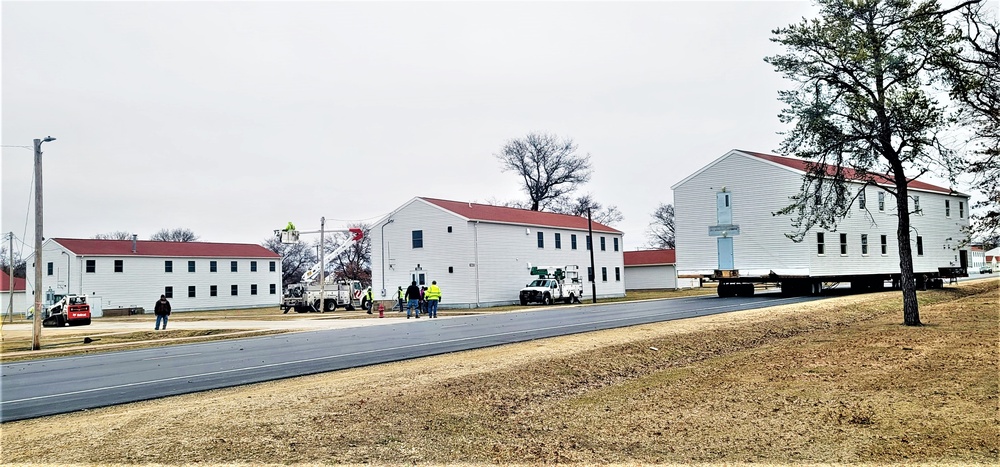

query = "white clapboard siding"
[{"left": 623, "top": 264, "right": 677, "bottom": 290}]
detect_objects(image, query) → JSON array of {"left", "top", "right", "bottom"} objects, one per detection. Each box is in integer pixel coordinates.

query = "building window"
[
  {"left": 448, "top": 266, "right": 454, "bottom": 273},
  {"left": 270, "top": 284, "right": 276, "bottom": 295},
  {"left": 571, "top": 234, "right": 578, "bottom": 250},
  {"left": 858, "top": 189, "right": 866, "bottom": 210},
  {"left": 861, "top": 234, "right": 869, "bottom": 255},
  {"left": 188, "top": 261, "right": 196, "bottom": 273},
  {"left": 164, "top": 286, "right": 173, "bottom": 298},
  {"left": 537, "top": 231, "right": 544, "bottom": 248},
  {"left": 210, "top": 285, "right": 218, "bottom": 297},
  {"left": 614, "top": 238, "right": 619, "bottom": 252},
  {"left": 86, "top": 260, "right": 95, "bottom": 273},
  {"left": 878, "top": 192, "right": 885, "bottom": 211},
  {"left": 913, "top": 195, "right": 921, "bottom": 214},
  {"left": 586, "top": 235, "right": 592, "bottom": 250},
  {"left": 251, "top": 284, "right": 258, "bottom": 295},
  {"left": 959, "top": 201, "right": 965, "bottom": 218},
  {"left": 231, "top": 261, "right": 238, "bottom": 272},
  {"left": 615, "top": 267, "right": 621, "bottom": 281},
  {"left": 114, "top": 260, "right": 123, "bottom": 273},
  {"left": 600, "top": 237, "right": 606, "bottom": 251},
  {"left": 269, "top": 261, "right": 276, "bottom": 272},
  {"left": 840, "top": 233, "right": 848, "bottom": 255},
  {"left": 881, "top": 235, "right": 888, "bottom": 255},
  {"left": 210, "top": 260, "right": 217, "bottom": 272},
  {"left": 916, "top": 236, "right": 924, "bottom": 256},
  {"left": 231, "top": 285, "right": 238, "bottom": 296},
  {"left": 412, "top": 230, "right": 423, "bottom": 248},
  {"left": 587, "top": 266, "right": 594, "bottom": 281},
  {"left": 188, "top": 286, "right": 196, "bottom": 298},
  {"left": 554, "top": 233, "right": 562, "bottom": 249},
  {"left": 47, "top": 262, "right": 53, "bottom": 276},
  {"left": 251, "top": 261, "right": 257, "bottom": 272},
  {"left": 817, "top": 233, "right": 825, "bottom": 255},
  {"left": 447, "top": 226, "right": 452, "bottom": 233},
  {"left": 601, "top": 267, "right": 608, "bottom": 282},
  {"left": 164, "top": 261, "right": 173, "bottom": 273},
  {"left": 945, "top": 199, "right": 951, "bottom": 217}
]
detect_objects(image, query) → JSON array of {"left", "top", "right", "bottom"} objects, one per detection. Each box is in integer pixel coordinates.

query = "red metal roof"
[
  {"left": 53, "top": 238, "right": 280, "bottom": 258},
  {"left": 739, "top": 150, "right": 959, "bottom": 195},
  {"left": 624, "top": 249, "right": 676, "bottom": 266},
  {"left": 0, "top": 269, "right": 26, "bottom": 292},
  {"left": 420, "top": 197, "right": 622, "bottom": 234}
]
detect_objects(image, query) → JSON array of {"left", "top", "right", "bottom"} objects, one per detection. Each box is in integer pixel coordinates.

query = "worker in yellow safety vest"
[
  {"left": 365, "top": 288, "right": 374, "bottom": 314},
  {"left": 284, "top": 221, "right": 296, "bottom": 231},
  {"left": 425, "top": 281, "right": 441, "bottom": 318},
  {"left": 397, "top": 286, "right": 405, "bottom": 312}
]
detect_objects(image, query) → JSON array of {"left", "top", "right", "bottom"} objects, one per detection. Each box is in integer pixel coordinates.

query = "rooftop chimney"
[{"left": 131, "top": 234, "right": 137, "bottom": 254}]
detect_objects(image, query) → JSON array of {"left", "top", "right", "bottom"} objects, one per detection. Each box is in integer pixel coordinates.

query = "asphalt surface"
[{"left": 0, "top": 292, "right": 834, "bottom": 422}]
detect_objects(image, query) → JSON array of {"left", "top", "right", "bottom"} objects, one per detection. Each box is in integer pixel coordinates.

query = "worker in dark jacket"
[
  {"left": 405, "top": 281, "right": 422, "bottom": 319},
  {"left": 154, "top": 294, "right": 171, "bottom": 330}
]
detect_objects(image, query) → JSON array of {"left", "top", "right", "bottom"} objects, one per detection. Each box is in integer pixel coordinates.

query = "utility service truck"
[
  {"left": 280, "top": 227, "right": 369, "bottom": 313},
  {"left": 519, "top": 265, "right": 584, "bottom": 305}
]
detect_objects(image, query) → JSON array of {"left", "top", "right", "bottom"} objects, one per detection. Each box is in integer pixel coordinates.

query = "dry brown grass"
[{"left": 2, "top": 279, "right": 997, "bottom": 466}]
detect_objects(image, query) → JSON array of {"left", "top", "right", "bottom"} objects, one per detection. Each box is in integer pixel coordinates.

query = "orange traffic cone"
[{"left": 378, "top": 302, "right": 385, "bottom": 318}]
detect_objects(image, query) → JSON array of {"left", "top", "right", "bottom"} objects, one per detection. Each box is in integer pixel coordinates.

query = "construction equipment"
[
  {"left": 519, "top": 265, "right": 584, "bottom": 306},
  {"left": 280, "top": 227, "right": 368, "bottom": 313},
  {"left": 42, "top": 294, "right": 91, "bottom": 327}
]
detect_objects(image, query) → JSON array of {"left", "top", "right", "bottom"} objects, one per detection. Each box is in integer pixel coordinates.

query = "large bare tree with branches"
[
  {"left": 646, "top": 203, "right": 676, "bottom": 249},
  {"left": 495, "top": 132, "right": 593, "bottom": 211}
]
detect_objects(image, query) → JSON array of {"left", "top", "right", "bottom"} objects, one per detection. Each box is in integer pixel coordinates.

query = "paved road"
[{"left": 1, "top": 292, "right": 826, "bottom": 422}]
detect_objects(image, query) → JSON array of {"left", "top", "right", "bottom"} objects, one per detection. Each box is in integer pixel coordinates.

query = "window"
[
  {"left": 600, "top": 237, "right": 606, "bottom": 251},
  {"left": 270, "top": 284, "right": 276, "bottom": 295},
  {"left": 164, "top": 286, "right": 173, "bottom": 298},
  {"left": 554, "top": 233, "right": 562, "bottom": 249},
  {"left": 615, "top": 267, "right": 621, "bottom": 281},
  {"left": 861, "top": 234, "right": 869, "bottom": 255},
  {"left": 251, "top": 261, "right": 257, "bottom": 272},
  {"left": 945, "top": 199, "right": 951, "bottom": 217},
  {"left": 587, "top": 266, "right": 594, "bottom": 281},
  {"left": 448, "top": 266, "right": 454, "bottom": 273},
  {"left": 164, "top": 261, "right": 173, "bottom": 273},
  {"left": 231, "top": 261, "right": 238, "bottom": 272},
  {"left": 571, "top": 234, "right": 578, "bottom": 250},
  {"left": 210, "top": 261, "right": 218, "bottom": 272},
  {"left": 614, "top": 238, "right": 619, "bottom": 252},
  {"left": 817, "top": 233, "right": 825, "bottom": 255},
  {"left": 251, "top": 284, "right": 258, "bottom": 295},
  {"left": 188, "top": 286, "right": 196, "bottom": 298},
  {"left": 601, "top": 267, "right": 608, "bottom": 282},
  {"left": 913, "top": 195, "right": 921, "bottom": 214},
  {"left": 447, "top": 226, "right": 453, "bottom": 233},
  {"left": 840, "top": 233, "right": 848, "bottom": 255},
  {"left": 881, "top": 235, "right": 888, "bottom": 255},
  {"left": 47, "top": 262, "right": 53, "bottom": 276},
  {"left": 412, "top": 230, "right": 423, "bottom": 248},
  {"left": 858, "top": 189, "right": 866, "bottom": 210},
  {"left": 210, "top": 285, "right": 218, "bottom": 297},
  {"left": 916, "top": 236, "right": 924, "bottom": 256},
  {"left": 86, "top": 260, "right": 95, "bottom": 273},
  {"left": 537, "top": 231, "right": 544, "bottom": 248},
  {"left": 269, "top": 261, "right": 276, "bottom": 272},
  {"left": 878, "top": 192, "right": 885, "bottom": 211},
  {"left": 586, "top": 235, "right": 592, "bottom": 250},
  {"left": 114, "top": 260, "right": 123, "bottom": 273},
  {"left": 959, "top": 201, "right": 965, "bottom": 218},
  {"left": 188, "top": 261, "right": 196, "bottom": 273},
  {"left": 231, "top": 285, "right": 238, "bottom": 296}
]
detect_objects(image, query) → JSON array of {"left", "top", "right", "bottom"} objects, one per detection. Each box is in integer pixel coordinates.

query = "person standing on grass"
[
  {"left": 397, "top": 286, "right": 405, "bottom": 312},
  {"left": 405, "top": 281, "right": 421, "bottom": 319},
  {"left": 425, "top": 280, "right": 441, "bottom": 318},
  {"left": 154, "top": 294, "right": 171, "bottom": 330}
]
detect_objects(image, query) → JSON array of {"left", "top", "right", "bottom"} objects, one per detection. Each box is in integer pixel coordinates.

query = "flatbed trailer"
[{"left": 711, "top": 267, "right": 968, "bottom": 297}]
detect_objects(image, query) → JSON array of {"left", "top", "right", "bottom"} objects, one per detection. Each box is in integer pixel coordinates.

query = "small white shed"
[{"left": 624, "top": 249, "right": 678, "bottom": 290}]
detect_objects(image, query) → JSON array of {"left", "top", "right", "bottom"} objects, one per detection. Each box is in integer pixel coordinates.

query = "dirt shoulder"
[{"left": 2, "top": 279, "right": 997, "bottom": 465}]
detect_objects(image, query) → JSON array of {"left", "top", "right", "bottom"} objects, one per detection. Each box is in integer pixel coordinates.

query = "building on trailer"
[
  {"left": 623, "top": 249, "right": 697, "bottom": 290},
  {"left": 25, "top": 238, "right": 282, "bottom": 314},
  {"left": 672, "top": 149, "right": 971, "bottom": 296},
  {"left": 1, "top": 269, "right": 27, "bottom": 317},
  {"left": 370, "top": 197, "right": 626, "bottom": 308}
]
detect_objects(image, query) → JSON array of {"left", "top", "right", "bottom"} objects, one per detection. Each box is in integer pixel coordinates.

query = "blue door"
[{"left": 718, "top": 237, "right": 734, "bottom": 270}]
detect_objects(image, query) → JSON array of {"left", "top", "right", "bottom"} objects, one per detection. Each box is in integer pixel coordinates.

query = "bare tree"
[
  {"left": 93, "top": 231, "right": 133, "bottom": 240},
  {"left": 0, "top": 243, "right": 26, "bottom": 278},
  {"left": 150, "top": 228, "right": 199, "bottom": 242},
  {"left": 328, "top": 223, "right": 372, "bottom": 286},
  {"left": 646, "top": 203, "right": 675, "bottom": 249},
  {"left": 550, "top": 194, "right": 624, "bottom": 226},
  {"left": 495, "top": 132, "right": 592, "bottom": 211},
  {"left": 262, "top": 236, "right": 317, "bottom": 288}
]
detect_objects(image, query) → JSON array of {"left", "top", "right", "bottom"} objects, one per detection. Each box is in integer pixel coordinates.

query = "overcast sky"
[{"left": 3, "top": 1, "right": 856, "bottom": 254}]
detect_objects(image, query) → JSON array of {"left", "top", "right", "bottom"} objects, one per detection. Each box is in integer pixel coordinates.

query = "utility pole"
[
  {"left": 318, "top": 216, "right": 325, "bottom": 312},
  {"left": 6, "top": 233, "right": 13, "bottom": 324},
  {"left": 32, "top": 136, "right": 54, "bottom": 351},
  {"left": 587, "top": 208, "right": 597, "bottom": 303}
]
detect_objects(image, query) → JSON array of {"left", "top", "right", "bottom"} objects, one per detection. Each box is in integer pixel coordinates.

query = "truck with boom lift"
[
  {"left": 279, "top": 226, "right": 369, "bottom": 313},
  {"left": 519, "top": 265, "right": 584, "bottom": 306}
]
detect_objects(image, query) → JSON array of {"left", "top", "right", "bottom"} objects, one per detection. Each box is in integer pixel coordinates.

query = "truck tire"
[
  {"left": 563, "top": 295, "right": 572, "bottom": 304},
  {"left": 543, "top": 293, "right": 553, "bottom": 306},
  {"left": 295, "top": 305, "right": 309, "bottom": 313},
  {"left": 520, "top": 298, "right": 528, "bottom": 306},
  {"left": 313, "top": 300, "right": 323, "bottom": 312},
  {"left": 324, "top": 299, "right": 336, "bottom": 312}
]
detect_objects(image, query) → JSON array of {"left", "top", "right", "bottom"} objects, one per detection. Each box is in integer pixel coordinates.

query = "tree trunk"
[{"left": 894, "top": 177, "right": 921, "bottom": 326}]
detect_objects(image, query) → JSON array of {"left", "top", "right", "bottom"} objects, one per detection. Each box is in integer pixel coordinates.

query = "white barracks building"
[{"left": 371, "top": 197, "right": 626, "bottom": 307}]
